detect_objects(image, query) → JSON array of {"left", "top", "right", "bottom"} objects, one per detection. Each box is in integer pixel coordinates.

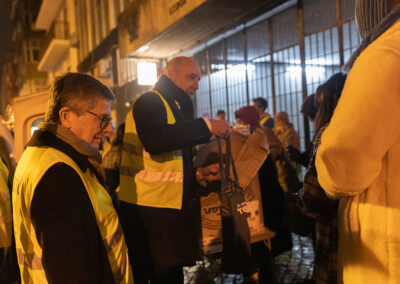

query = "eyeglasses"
[{"left": 86, "top": 111, "right": 112, "bottom": 129}]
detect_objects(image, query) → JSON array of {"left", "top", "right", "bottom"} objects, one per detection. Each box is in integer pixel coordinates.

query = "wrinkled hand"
[
  {"left": 196, "top": 163, "right": 221, "bottom": 184},
  {"left": 286, "top": 145, "right": 300, "bottom": 162},
  {"left": 208, "top": 119, "right": 231, "bottom": 138}
]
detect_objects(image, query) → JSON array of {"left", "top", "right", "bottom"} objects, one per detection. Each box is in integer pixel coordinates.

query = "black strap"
[
  {"left": 217, "top": 137, "right": 241, "bottom": 194},
  {"left": 217, "top": 137, "right": 227, "bottom": 192},
  {"left": 226, "top": 137, "right": 239, "bottom": 185}
]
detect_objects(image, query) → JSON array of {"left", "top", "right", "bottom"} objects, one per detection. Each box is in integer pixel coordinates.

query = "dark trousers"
[
  {"left": 118, "top": 201, "right": 187, "bottom": 284},
  {"left": 251, "top": 241, "right": 277, "bottom": 284},
  {"left": 132, "top": 262, "right": 183, "bottom": 284}
]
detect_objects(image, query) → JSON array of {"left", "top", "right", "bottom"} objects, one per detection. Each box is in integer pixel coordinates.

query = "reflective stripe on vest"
[
  {"left": 0, "top": 157, "right": 12, "bottom": 248},
  {"left": 13, "top": 147, "right": 133, "bottom": 284},
  {"left": 119, "top": 89, "right": 184, "bottom": 209}
]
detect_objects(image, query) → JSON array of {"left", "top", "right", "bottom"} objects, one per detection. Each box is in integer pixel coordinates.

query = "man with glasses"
[{"left": 13, "top": 73, "right": 133, "bottom": 283}]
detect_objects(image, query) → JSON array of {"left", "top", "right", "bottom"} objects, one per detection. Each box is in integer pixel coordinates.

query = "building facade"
[
  {"left": 1, "top": 0, "right": 361, "bottom": 152},
  {"left": 9, "top": 0, "right": 48, "bottom": 97},
  {"left": 116, "top": 0, "right": 360, "bottom": 150},
  {"left": 35, "top": 0, "right": 79, "bottom": 79}
]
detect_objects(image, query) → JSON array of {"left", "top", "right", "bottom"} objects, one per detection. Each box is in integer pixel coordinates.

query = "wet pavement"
[{"left": 184, "top": 234, "right": 314, "bottom": 284}]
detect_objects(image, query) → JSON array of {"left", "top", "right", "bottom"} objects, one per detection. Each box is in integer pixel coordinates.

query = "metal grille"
[
  {"left": 226, "top": 32, "right": 247, "bottom": 122},
  {"left": 247, "top": 20, "right": 270, "bottom": 61},
  {"left": 273, "top": 46, "right": 305, "bottom": 150},
  {"left": 342, "top": 0, "right": 357, "bottom": 22},
  {"left": 193, "top": 0, "right": 360, "bottom": 151},
  {"left": 343, "top": 20, "right": 362, "bottom": 63},
  {"left": 194, "top": 51, "right": 211, "bottom": 118},
  {"left": 247, "top": 20, "right": 273, "bottom": 116},
  {"left": 272, "top": 7, "right": 298, "bottom": 51},
  {"left": 196, "top": 76, "right": 211, "bottom": 118},
  {"left": 194, "top": 50, "right": 208, "bottom": 77},
  {"left": 303, "top": 0, "right": 337, "bottom": 35},
  {"left": 208, "top": 42, "right": 228, "bottom": 119},
  {"left": 305, "top": 27, "right": 341, "bottom": 96}
]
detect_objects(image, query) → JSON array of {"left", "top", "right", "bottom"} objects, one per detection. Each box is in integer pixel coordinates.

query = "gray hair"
[{"left": 45, "top": 73, "right": 115, "bottom": 123}]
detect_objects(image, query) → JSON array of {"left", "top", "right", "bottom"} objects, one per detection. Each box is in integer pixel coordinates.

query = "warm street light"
[{"left": 137, "top": 62, "right": 157, "bottom": 85}]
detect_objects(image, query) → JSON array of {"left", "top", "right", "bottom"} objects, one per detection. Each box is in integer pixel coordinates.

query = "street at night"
[{"left": 1, "top": 0, "right": 400, "bottom": 283}]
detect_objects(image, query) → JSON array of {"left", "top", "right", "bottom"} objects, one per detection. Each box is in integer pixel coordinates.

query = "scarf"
[
  {"left": 38, "top": 122, "right": 105, "bottom": 180},
  {"left": 344, "top": 4, "right": 400, "bottom": 72}
]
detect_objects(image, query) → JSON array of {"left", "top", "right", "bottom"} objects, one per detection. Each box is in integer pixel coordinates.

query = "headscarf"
[
  {"left": 274, "top": 111, "right": 289, "bottom": 124},
  {"left": 234, "top": 106, "right": 259, "bottom": 129},
  {"left": 344, "top": 1, "right": 400, "bottom": 72},
  {"left": 356, "top": 0, "right": 392, "bottom": 39}
]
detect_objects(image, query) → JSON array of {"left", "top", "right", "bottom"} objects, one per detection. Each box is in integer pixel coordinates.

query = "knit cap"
[
  {"left": 235, "top": 106, "right": 259, "bottom": 128},
  {"left": 356, "top": 0, "right": 392, "bottom": 39}
]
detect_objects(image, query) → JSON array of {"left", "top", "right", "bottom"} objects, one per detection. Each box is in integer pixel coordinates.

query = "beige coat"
[{"left": 316, "top": 20, "right": 400, "bottom": 284}]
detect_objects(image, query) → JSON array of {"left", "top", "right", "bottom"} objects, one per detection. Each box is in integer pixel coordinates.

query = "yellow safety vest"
[
  {"left": 13, "top": 146, "right": 133, "bottom": 284},
  {"left": 119, "top": 89, "right": 184, "bottom": 210},
  {"left": 0, "top": 157, "right": 11, "bottom": 248},
  {"left": 260, "top": 113, "right": 273, "bottom": 128}
]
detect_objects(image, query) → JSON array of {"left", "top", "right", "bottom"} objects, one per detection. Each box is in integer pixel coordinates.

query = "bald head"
[{"left": 164, "top": 56, "right": 200, "bottom": 96}]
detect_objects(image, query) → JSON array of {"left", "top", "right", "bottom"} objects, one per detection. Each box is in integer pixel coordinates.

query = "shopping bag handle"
[{"left": 217, "top": 136, "right": 241, "bottom": 194}]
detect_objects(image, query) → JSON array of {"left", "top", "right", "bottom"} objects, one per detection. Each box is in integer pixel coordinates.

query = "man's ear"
[{"left": 59, "top": 107, "right": 72, "bottom": 129}]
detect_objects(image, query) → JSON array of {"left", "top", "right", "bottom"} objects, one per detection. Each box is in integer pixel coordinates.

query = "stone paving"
[
  {"left": 184, "top": 234, "right": 314, "bottom": 284},
  {"left": 274, "top": 234, "right": 314, "bottom": 284}
]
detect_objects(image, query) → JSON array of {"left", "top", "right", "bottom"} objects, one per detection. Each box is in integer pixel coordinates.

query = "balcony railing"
[{"left": 40, "top": 20, "right": 69, "bottom": 60}]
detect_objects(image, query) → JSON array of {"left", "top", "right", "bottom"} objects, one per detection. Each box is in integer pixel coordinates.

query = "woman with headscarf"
[
  {"left": 234, "top": 106, "right": 292, "bottom": 284},
  {"left": 289, "top": 73, "right": 347, "bottom": 284},
  {"left": 273, "top": 111, "right": 300, "bottom": 156}
]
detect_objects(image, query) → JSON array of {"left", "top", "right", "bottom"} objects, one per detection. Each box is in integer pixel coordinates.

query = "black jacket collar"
[{"left": 154, "top": 75, "right": 195, "bottom": 121}]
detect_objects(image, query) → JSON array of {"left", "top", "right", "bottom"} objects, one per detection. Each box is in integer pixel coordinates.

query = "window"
[
  {"left": 343, "top": 20, "right": 362, "bottom": 63},
  {"left": 24, "top": 39, "right": 42, "bottom": 63},
  {"left": 31, "top": 118, "right": 44, "bottom": 136},
  {"left": 193, "top": 51, "right": 211, "bottom": 118},
  {"left": 226, "top": 32, "right": 247, "bottom": 122}
]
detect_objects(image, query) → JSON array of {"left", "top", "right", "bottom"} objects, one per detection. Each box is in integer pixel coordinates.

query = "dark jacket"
[
  {"left": 293, "top": 127, "right": 338, "bottom": 284},
  {"left": 119, "top": 76, "right": 211, "bottom": 276},
  {"left": 27, "top": 130, "right": 115, "bottom": 284}
]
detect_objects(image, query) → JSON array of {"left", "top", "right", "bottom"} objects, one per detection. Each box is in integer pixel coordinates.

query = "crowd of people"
[{"left": 0, "top": 0, "right": 400, "bottom": 283}]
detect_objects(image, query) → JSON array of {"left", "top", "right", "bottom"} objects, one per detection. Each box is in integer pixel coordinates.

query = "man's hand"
[
  {"left": 196, "top": 163, "right": 221, "bottom": 186},
  {"left": 208, "top": 119, "right": 231, "bottom": 138}
]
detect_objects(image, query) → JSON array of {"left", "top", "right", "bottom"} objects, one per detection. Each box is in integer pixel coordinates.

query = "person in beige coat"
[
  {"left": 315, "top": 0, "right": 400, "bottom": 283},
  {"left": 273, "top": 111, "right": 300, "bottom": 151}
]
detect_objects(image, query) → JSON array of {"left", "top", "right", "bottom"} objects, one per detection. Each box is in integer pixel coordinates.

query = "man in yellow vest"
[
  {"left": 252, "top": 97, "right": 275, "bottom": 128},
  {"left": 0, "top": 128, "right": 17, "bottom": 283},
  {"left": 13, "top": 73, "right": 133, "bottom": 284},
  {"left": 119, "top": 56, "right": 231, "bottom": 283}
]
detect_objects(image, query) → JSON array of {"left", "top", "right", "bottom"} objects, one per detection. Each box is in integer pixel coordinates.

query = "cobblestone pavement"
[
  {"left": 184, "top": 234, "right": 314, "bottom": 284},
  {"left": 274, "top": 234, "right": 314, "bottom": 283}
]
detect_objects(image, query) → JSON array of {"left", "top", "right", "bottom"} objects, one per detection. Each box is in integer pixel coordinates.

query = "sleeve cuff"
[{"left": 202, "top": 117, "right": 212, "bottom": 132}]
